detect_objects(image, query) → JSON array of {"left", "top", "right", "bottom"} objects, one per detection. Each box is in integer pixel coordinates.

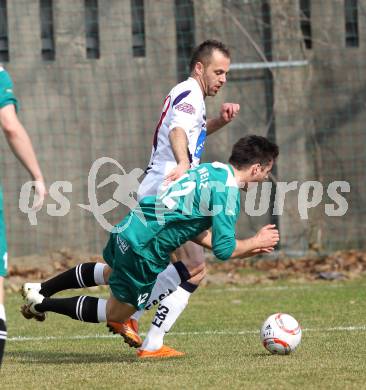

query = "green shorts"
[
  {"left": 0, "top": 186, "right": 8, "bottom": 277},
  {"left": 103, "top": 233, "right": 167, "bottom": 310}
]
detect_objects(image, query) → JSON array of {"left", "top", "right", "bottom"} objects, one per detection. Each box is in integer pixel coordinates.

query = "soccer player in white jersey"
[{"left": 133, "top": 40, "right": 241, "bottom": 357}]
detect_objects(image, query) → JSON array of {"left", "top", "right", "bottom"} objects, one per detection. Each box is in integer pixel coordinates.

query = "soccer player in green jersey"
[
  {"left": 21, "top": 135, "right": 279, "bottom": 357},
  {"left": 0, "top": 67, "right": 46, "bottom": 367}
]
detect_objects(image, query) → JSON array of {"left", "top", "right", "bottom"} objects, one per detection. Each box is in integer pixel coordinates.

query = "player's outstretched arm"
[
  {"left": 230, "top": 225, "right": 279, "bottom": 259},
  {"left": 0, "top": 104, "right": 47, "bottom": 209},
  {"left": 193, "top": 225, "right": 279, "bottom": 259},
  {"left": 239, "top": 247, "right": 276, "bottom": 258},
  {"left": 206, "top": 103, "right": 240, "bottom": 135}
]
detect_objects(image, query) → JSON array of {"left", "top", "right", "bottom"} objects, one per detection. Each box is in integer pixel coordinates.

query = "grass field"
[{"left": 2, "top": 278, "right": 366, "bottom": 389}]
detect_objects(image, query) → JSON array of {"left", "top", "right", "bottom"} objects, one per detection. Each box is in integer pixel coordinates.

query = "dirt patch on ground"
[
  {"left": 4, "top": 249, "right": 366, "bottom": 292},
  {"left": 205, "top": 250, "right": 366, "bottom": 285},
  {"left": 5, "top": 249, "right": 104, "bottom": 293}
]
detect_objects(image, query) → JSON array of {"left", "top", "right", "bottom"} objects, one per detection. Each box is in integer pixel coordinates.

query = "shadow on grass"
[
  {"left": 251, "top": 352, "right": 278, "bottom": 358},
  {"left": 7, "top": 350, "right": 142, "bottom": 364}
]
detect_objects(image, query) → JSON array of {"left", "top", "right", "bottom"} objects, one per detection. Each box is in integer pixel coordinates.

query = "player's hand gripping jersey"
[
  {"left": 138, "top": 77, "right": 207, "bottom": 199},
  {"left": 117, "top": 162, "right": 240, "bottom": 263}
]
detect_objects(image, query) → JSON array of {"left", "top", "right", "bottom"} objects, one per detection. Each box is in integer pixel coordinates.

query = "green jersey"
[{"left": 115, "top": 162, "right": 240, "bottom": 263}]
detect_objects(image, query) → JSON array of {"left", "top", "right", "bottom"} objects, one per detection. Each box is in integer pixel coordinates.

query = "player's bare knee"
[
  {"left": 184, "top": 262, "right": 205, "bottom": 279},
  {"left": 181, "top": 251, "right": 205, "bottom": 269},
  {"left": 189, "top": 257, "right": 206, "bottom": 268},
  {"left": 186, "top": 252, "right": 205, "bottom": 266}
]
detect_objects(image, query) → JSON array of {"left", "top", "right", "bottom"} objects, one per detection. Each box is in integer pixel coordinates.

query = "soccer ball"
[{"left": 260, "top": 313, "right": 302, "bottom": 355}]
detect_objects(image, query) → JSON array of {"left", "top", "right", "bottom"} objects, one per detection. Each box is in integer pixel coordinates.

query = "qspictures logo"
[
  {"left": 19, "top": 157, "right": 146, "bottom": 232},
  {"left": 18, "top": 157, "right": 350, "bottom": 231}
]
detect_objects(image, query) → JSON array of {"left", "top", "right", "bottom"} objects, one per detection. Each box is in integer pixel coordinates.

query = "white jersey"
[{"left": 138, "top": 77, "right": 207, "bottom": 199}]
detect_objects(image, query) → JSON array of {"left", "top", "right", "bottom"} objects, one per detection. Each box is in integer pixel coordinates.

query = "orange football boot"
[
  {"left": 107, "top": 319, "right": 142, "bottom": 348},
  {"left": 137, "top": 345, "right": 185, "bottom": 358}
]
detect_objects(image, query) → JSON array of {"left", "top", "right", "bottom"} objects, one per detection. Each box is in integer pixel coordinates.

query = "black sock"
[
  {"left": 180, "top": 281, "right": 198, "bottom": 293},
  {"left": 173, "top": 261, "right": 191, "bottom": 283},
  {"left": 40, "top": 263, "right": 100, "bottom": 297},
  {"left": 0, "top": 319, "right": 6, "bottom": 368},
  {"left": 35, "top": 296, "right": 103, "bottom": 323}
]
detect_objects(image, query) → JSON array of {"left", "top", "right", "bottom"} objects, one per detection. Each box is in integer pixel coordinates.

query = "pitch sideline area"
[
  {"left": 7, "top": 323, "right": 366, "bottom": 343},
  {"left": 2, "top": 278, "right": 366, "bottom": 389}
]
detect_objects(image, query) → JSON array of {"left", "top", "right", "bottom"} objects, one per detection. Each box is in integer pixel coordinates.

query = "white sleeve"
[{"left": 168, "top": 90, "right": 201, "bottom": 135}]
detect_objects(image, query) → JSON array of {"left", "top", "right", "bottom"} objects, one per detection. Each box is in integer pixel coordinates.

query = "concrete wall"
[
  {"left": 0, "top": 0, "right": 179, "bottom": 255},
  {"left": 0, "top": 0, "right": 364, "bottom": 256}
]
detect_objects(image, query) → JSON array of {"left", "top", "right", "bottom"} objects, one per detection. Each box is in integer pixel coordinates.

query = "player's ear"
[
  {"left": 195, "top": 62, "right": 204, "bottom": 76},
  {"left": 251, "top": 163, "right": 261, "bottom": 177}
]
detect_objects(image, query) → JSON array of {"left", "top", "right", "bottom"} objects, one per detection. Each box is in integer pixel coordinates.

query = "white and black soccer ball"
[{"left": 260, "top": 313, "right": 302, "bottom": 355}]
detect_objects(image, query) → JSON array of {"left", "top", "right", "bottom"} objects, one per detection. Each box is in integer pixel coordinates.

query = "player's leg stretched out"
[
  {"left": 20, "top": 261, "right": 143, "bottom": 347},
  {"left": 21, "top": 259, "right": 198, "bottom": 352},
  {"left": 20, "top": 262, "right": 109, "bottom": 321},
  {"left": 132, "top": 241, "right": 206, "bottom": 358},
  {"left": 21, "top": 246, "right": 205, "bottom": 357}
]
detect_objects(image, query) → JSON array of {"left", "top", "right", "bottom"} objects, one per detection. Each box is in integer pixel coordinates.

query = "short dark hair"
[
  {"left": 229, "top": 135, "right": 279, "bottom": 169},
  {"left": 189, "top": 40, "right": 230, "bottom": 72}
]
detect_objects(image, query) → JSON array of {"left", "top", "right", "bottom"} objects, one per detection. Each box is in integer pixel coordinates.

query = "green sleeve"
[
  {"left": 210, "top": 185, "right": 239, "bottom": 261},
  {"left": 0, "top": 69, "right": 19, "bottom": 112}
]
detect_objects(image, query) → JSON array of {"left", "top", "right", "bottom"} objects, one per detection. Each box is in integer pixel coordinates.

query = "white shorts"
[{"left": 137, "top": 162, "right": 176, "bottom": 201}]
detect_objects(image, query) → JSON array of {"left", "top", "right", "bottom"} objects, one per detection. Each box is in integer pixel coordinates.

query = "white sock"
[
  {"left": 131, "top": 309, "right": 144, "bottom": 322},
  {"left": 94, "top": 263, "right": 107, "bottom": 285},
  {"left": 141, "top": 286, "right": 191, "bottom": 351},
  {"left": 131, "top": 263, "right": 186, "bottom": 323},
  {"left": 0, "top": 304, "right": 5, "bottom": 321},
  {"left": 144, "top": 263, "right": 183, "bottom": 310},
  {"left": 97, "top": 298, "right": 107, "bottom": 322}
]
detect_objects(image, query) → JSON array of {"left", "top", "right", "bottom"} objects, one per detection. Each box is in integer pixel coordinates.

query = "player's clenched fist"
[
  {"left": 253, "top": 224, "right": 280, "bottom": 249},
  {"left": 220, "top": 103, "right": 240, "bottom": 124}
]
